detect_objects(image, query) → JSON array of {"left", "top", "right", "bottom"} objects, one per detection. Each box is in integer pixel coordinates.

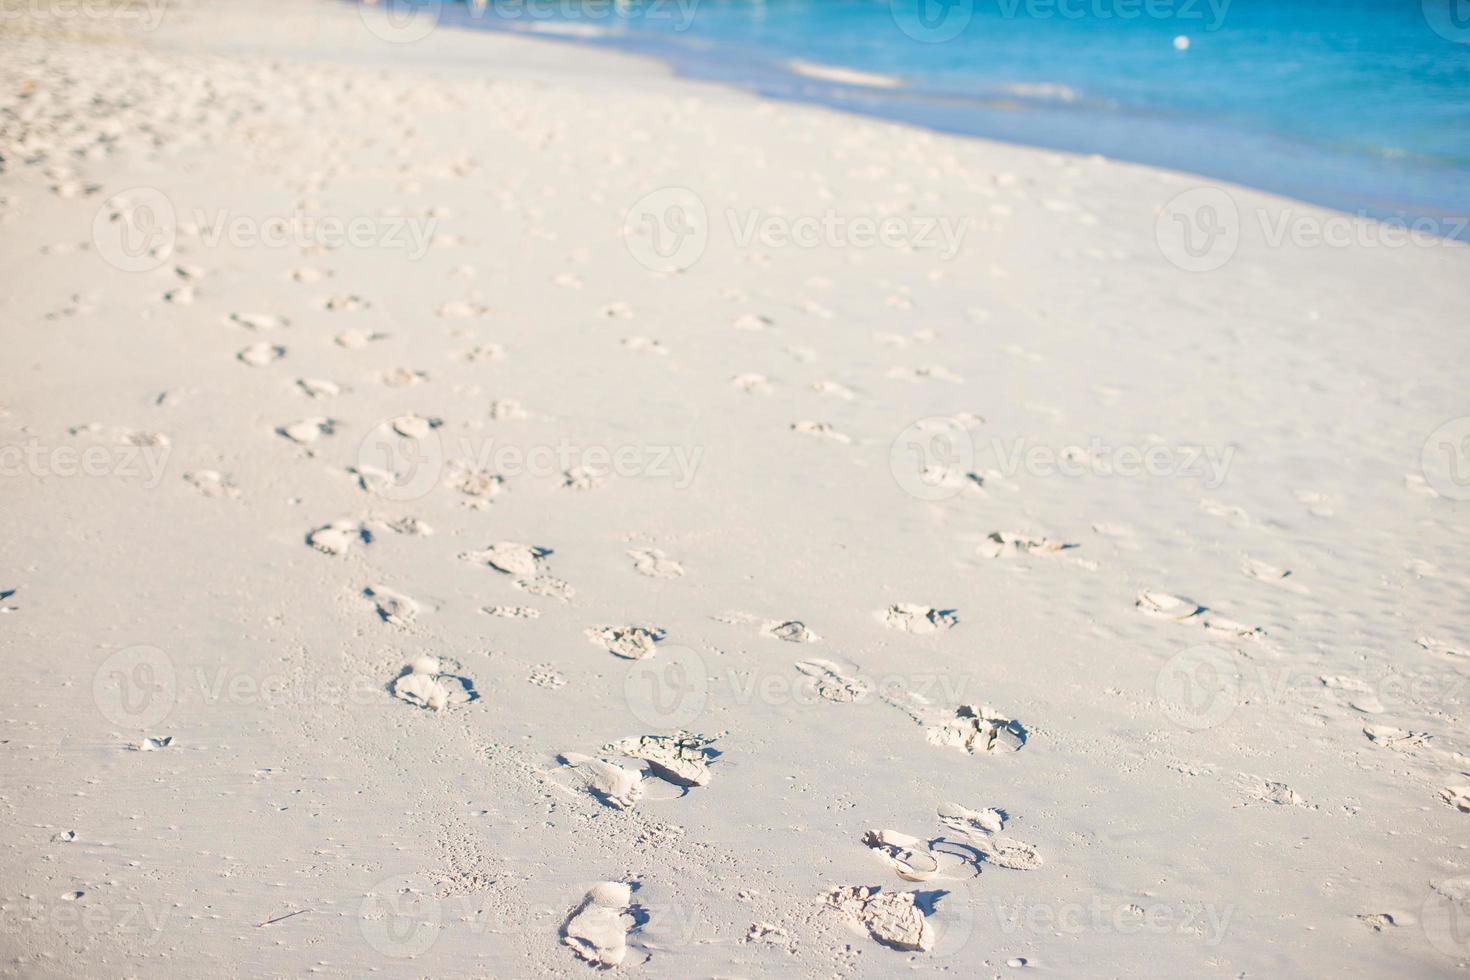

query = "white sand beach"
[{"left": 2, "top": 1, "right": 1469, "bottom": 976}]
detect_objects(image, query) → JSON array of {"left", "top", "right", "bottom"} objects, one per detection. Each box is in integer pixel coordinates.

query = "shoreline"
[{"left": 415, "top": 0, "right": 1470, "bottom": 242}]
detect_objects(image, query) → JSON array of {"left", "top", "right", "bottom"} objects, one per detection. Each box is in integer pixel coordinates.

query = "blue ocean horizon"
[{"left": 424, "top": 0, "right": 1470, "bottom": 238}]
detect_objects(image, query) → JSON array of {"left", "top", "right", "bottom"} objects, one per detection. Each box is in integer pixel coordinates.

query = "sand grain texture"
[{"left": 2, "top": 0, "right": 1469, "bottom": 976}]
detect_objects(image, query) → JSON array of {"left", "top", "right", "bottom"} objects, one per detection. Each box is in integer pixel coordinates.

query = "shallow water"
[{"left": 427, "top": 0, "right": 1470, "bottom": 237}]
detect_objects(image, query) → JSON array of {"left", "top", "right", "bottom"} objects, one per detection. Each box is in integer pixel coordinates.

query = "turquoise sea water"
[{"left": 423, "top": 0, "right": 1470, "bottom": 235}]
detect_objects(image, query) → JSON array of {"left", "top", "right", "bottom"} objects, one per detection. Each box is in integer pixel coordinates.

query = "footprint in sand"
[
  {"left": 282, "top": 376, "right": 336, "bottom": 403},
  {"left": 612, "top": 732, "right": 718, "bottom": 787},
  {"left": 1199, "top": 498, "right": 1250, "bottom": 528},
  {"left": 562, "top": 466, "right": 607, "bottom": 491},
  {"left": 1136, "top": 591, "right": 1264, "bottom": 638},
  {"left": 276, "top": 417, "right": 336, "bottom": 445},
  {"left": 1241, "top": 778, "right": 1315, "bottom": 809},
  {"left": 935, "top": 802, "right": 1044, "bottom": 871},
  {"left": 1363, "top": 726, "right": 1431, "bottom": 751},
  {"left": 460, "top": 343, "right": 505, "bottom": 363},
  {"left": 863, "top": 819, "right": 1010, "bottom": 883},
  {"left": 562, "top": 882, "right": 636, "bottom": 968},
  {"left": 733, "top": 313, "right": 772, "bottom": 331},
  {"left": 483, "top": 605, "right": 540, "bottom": 619},
  {"left": 487, "top": 399, "right": 528, "bottom": 420},
  {"left": 460, "top": 541, "right": 549, "bottom": 578},
  {"left": 364, "top": 585, "right": 419, "bottom": 627},
  {"left": 110, "top": 428, "right": 169, "bottom": 449},
  {"left": 811, "top": 380, "right": 855, "bottom": 400},
  {"left": 237, "top": 342, "right": 285, "bottom": 367},
  {"left": 794, "top": 658, "right": 867, "bottom": 702},
  {"left": 1242, "top": 558, "right": 1305, "bottom": 592},
  {"left": 323, "top": 294, "right": 369, "bottom": 312},
  {"left": 228, "top": 312, "right": 288, "bottom": 331},
  {"left": 879, "top": 603, "right": 958, "bottom": 633},
  {"left": 790, "top": 420, "right": 850, "bottom": 443},
  {"left": 307, "top": 519, "right": 369, "bottom": 556},
  {"left": 436, "top": 300, "right": 490, "bottom": 319},
  {"left": 585, "top": 625, "right": 665, "bottom": 660},
  {"left": 1134, "top": 591, "right": 1204, "bottom": 621},
  {"left": 627, "top": 548, "right": 683, "bottom": 579},
  {"left": 822, "top": 886, "right": 931, "bottom": 952},
  {"left": 1358, "top": 913, "right": 1398, "bottom": 932},
  {"left": 558, "top": 754, "right": 644, "bottom": 810},
  {"left": 44, "top": 175, "right": 93, "bottom": 198},
  {"left": 746, "top": 923, "right": 789, "bottom": 945},
  {"left": 1321, "top": 676, "right": 1385, "bottom": 714},
  {"left": 979, "top": 532, "right": 1078, "bottom": 559},
  {"left": 132, "top": 736, "right": 173, "bottom": 752},
  {"left": 762, "top": 620, "right": 818, "bottom": 643},
  {"left": 379, "top": 367, "right": 427, "bottom": 388},
  {"left": 622, "top": 336, "right": 668, "bottom": 355},
  {"left": 334, "top": 329, "right": 387, "bottom": 349},
  {"left": 911, "top": 464, "right": 986, "bottom": 497},
  {"left": 444, "top": 461, "right": 504, "bottom": 505},
  {"left": 1438, "top": 786, "right": 1470, "bottom": 812},
  {"left": 1203, "top": 612, "right": 1264, "bottom": 638},
  {"left": 528, "top": 664, "right": 565, "bottom": 688},
  {"left": 1296, "top": 489, "right": 1335, "bottom": 517},
  {"left": 861, "top": 829, "right": 951, "bottom": 882},
  {"left": 927, "top": 705, "right": 1027, "bottom": 755},
  {"left": 1417, "top": 636, "right": 1469, "bottom": 659},
  {"left": 885, "top": 365, "right": 963, "bottom": 383},
  {"left": 515, "top": 576, "right": 575, "bottom": 601},
  {"left": 731, "top": 373, "right": 772, "bottom": 394},
  {"left": 873, "top": 329, "right": 936, "bottom": 348},
  {"left": 390, "top": 415, "right": 440, "bottom": 440},
  {"left": 374, "top": 516, "right": 433, "bottom": 537},
  {"left": 390, "top": 657, "right": 476, "bottom": 711},
  {"left": 183, "top": 470, "right": 239, "bottom": 498}
]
